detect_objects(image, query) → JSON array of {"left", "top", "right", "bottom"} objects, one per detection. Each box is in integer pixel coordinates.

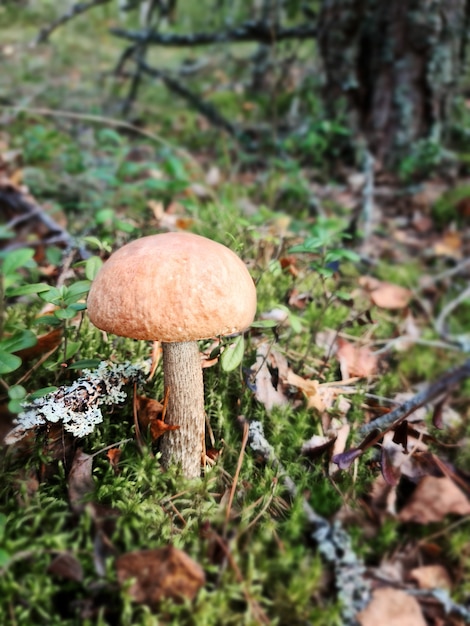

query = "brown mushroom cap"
[{"left": 87, "top": 232, "right": 257, "bottom": 342}]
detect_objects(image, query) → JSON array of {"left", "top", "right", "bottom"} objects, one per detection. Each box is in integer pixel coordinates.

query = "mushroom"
[{"left": 87, "top": 232, "right": 257, "bottom": 478}]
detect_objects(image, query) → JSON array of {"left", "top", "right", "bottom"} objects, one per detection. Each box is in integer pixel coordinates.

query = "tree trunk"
[{"left": 317, "top": 0, "right": 469, "bottom": 167}]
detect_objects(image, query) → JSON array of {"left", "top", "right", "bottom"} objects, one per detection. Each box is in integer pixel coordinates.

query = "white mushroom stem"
[{"left": 159, "top": 341, "right": 205, "bottom": 478}]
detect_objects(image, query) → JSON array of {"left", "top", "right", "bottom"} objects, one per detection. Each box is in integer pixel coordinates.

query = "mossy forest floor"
[{"left": 0, "top": 4, "right": 469, "bottom": 626}]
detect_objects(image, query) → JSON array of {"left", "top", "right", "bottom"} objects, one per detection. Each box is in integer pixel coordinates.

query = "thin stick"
[
  {"left": 34, "top": 0, "right": 113, "bottom": 44},
  {"left": 223, "top": 420, "right": 249, "bottom": 535},
  {"left": 358, "top": 359, "right": 470, "bottom": 438}
]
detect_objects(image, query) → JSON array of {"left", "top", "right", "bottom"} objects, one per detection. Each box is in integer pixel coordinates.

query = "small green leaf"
[
  {"left": 95, "top": 208, "right": 115, "bottom": 225},
  {"left": 54, "top": 307, "right": 78, "bottom": 320},
  {"left": 85, "top": 256, "right": 103, "bottom": 281},
  {"left": 64, "top": 281, "right": 91, "bottom": 304},
  {"left": 0, "top": 330, "right": 37, "bottom": 353},
  {"left": 251, "top": 320, "right": 278, "bottom": 329},
  {"left": 8, "top": 385, "right": 27, "bottom": 401},
  {"left": 65, "top": 340, "right": 81, "bottom": 360},
  {"left": 67, "top": 359, "right": 101, "bottom": 370},
  {"left": 2, "top": 248, "right": 35, "bottom": 276},
  {"left": 0, "top": 549, "right": 10, "bottom": 568},
  {"left": 5, "top": 283, "right": 50, "bottom": 297},
  {"left": 221, "top": 335, "right": 245, "bottom": 372},
  {"left": 28, "top": 386, "right": 58, "bottom": 400},
  {"left": 0, "top": 351, "right": 22, "bottom": 374},
  {"left": 8, "top": 399, "right": 23, "bottom": 414}
]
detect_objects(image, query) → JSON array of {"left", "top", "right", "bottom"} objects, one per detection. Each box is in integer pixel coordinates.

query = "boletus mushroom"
[{"left": 87, "top": 232, "right": 257, "bottom": 478}]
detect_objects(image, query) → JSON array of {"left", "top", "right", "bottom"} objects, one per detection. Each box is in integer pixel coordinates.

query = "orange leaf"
[
  {"left": 106, "top": 448, "right": 122, "bottom": 473},
  {"left": 116, "top": 546, "right": 205, "bottom": 607},
  {"left": 336, "top": 337, "right": 378, "bottom": 379},
  {"left": 150, "top": 419, "right": 179, "bottom": 441},
  {"left": 136, "top": 395, "right": 179, "bottom": 442},
  {"left": 359, "top": 276, "right": 412, "bottom": 309}
]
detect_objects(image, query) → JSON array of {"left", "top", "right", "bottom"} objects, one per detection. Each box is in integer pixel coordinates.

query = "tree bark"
[
  {"left": 159, "top": 341, "right": 205, "bottom": 479},
  {"left": 317, "top": 0, "right": 469, "bottom": 167}
]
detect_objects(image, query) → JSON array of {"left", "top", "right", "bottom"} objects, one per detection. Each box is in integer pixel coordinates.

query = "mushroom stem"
[{"left": 160, "top": 341, "right": 205, "bottom": 478}]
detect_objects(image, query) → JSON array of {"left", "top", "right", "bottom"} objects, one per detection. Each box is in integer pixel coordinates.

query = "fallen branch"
[
  {"left": 137, "top": 60, "right": 246, "bottom": 141},
  {"left": 34, "top": 0, "right": 113, "bottom": 44},
  {"left": 358, "top": 359, "right": 470, "bottom": 438},
  {"left": 110, "top": 20, "right": 317, "bottom": 47},
  {"left": 0, "top": 183, "right": 80, "bottom": 253},
  {"left": 243, "top": 418, "right": 370, "bottom": 625}
]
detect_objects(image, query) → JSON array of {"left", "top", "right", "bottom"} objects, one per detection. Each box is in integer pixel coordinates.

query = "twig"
[
  {"left": 34, "top": 0, "right": 113, "bottom": 44},
  {"left": 358, "top": 359, "right": 470, "bottom": 438},
  {"left": 243, "top": 418, "right": 370, "bottom": 625},
  {"left": 137, "top": 61, "right": 245, "bottom": 140},
  {"left": 110, "top": 20, "right": 317, "bottom": 47},
  {"left": 0, "top": 184, "right": 87, "bottom": 256},
  {"left": 223, "top": 420, "right": 249, "bottom": 536},
  {"left": 434, "top": 284, "right": 470, "bottom": 350}
]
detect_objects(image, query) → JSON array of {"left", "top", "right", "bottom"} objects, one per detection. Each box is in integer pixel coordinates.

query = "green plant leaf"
[
  {"left": 0, "top": 330, "right": 37, "bottom": 353},
  {"left": 0, "top": 351, "right": 22, "bottom": 374},
  {"left": 5, "top": 283, "right": 50, "bottom": 297},
  {"left": 1, "top": 248, "right": 35, "bottom": 276},
  {"left": 221, "top": 335, "right": 245, "bottom": 372},
  {"left": 85, "top": 256, "right": 103, "bottom": 281},
  {"left": 251, "top": 320, "right": 278, "bottom": 329},
  {"left": 65, "top": 340, "right": 81, "bottom": 360},
  {"left": 28, "top": 386, "right": 58, "bottom": 400},
  {"left": 8, "top": 385, "right": 27, "bottom": 401}
]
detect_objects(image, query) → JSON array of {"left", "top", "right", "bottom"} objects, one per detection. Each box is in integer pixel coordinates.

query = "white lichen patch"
[{"left": 5, "top": 361, "right": 149, "bottom": 444}]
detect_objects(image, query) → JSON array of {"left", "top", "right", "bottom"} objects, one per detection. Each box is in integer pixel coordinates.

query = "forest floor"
[{"left": 0, "top": 5, "right": 469, "bottom": 626}]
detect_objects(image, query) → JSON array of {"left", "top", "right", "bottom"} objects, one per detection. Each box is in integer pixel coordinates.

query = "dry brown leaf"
[
  {"left": 336, "top": 337, "right": 379, "bottom": 379},
  {"left": 47, "top": 552, "right": 84, "bottom": 583},
  {"left": 359, "top": 276, "right": 412, "bottom": 309},
  {"left": 106, "top": 448, "right": 122, "bottom": 473},
  {"left": 357, "top": 587, "right": 426, "bottom": 626},
  {"left": 399, "top": 475, "right": 470, "bottom": 523},
  {"left": 409, "top": 564, "right": 452, "bottom": 590},
  {"left": 136, "top": 395, "right": 179, "bottom": 442},
  {"left": 250, "top": 344, "right": 290, "bottom": 411},
  {"left": 116, "top": 546, "right": 205, "bottom": 607},
  {"left": 433, "top": 231, "right": 463, "bottom": 259},
  {"left": 68, "top": 449, "right": 94, "bottom": 514}
]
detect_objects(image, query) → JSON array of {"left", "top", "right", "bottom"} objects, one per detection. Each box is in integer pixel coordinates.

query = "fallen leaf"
[
  {"left": 150, "top": 419, "right": 179, "bottom": 441},
  {"left": 116, "top": 546, "right": 205, "bottom": 607},
  {"left": 433, "top": 231, "right": 463, "bottom": 259},
  {"left": 136, "top": 395, "right": 179, "bottom": 442},
  {"left": 301, "top": 434, "right": 336, "bottom": 459},
  {"left": 359, "top": 276, "right": 412, "bottom": 309},
  {"left": 399, "top": 475, "right": 470, "bottom": 523},
  {"left": 106, "top": 448, "right": 121, "bottom": 473},
  {"left": 249, "top": 343, "right": 290, "bottom": 411},
  {"left": 336, "top": 337, "right": 379, "bottom": 379},
  {"left": 357, "top": 587, "right": 426, "bottom": 626},
  {"left": 68, "top": 449, "right": 94, "bottom": 514},
  {"left": 409, "top": 564, "right": 452, "bottom": 590},
  {"left": 47, "top": 552, "right": 84, "bottom": 583}
]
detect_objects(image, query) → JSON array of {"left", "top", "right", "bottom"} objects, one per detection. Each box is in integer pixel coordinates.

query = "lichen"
[{"left": 5, "top": 361, "right": 149, "bottom": 443}]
